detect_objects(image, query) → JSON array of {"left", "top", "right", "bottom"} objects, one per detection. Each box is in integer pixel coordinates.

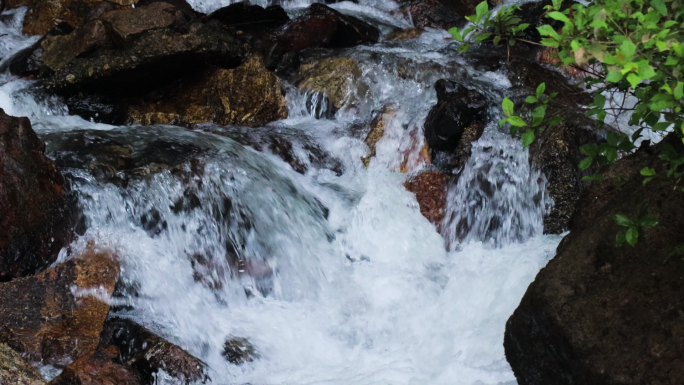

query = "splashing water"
[{"left": 0, "top": 2, "right": 564, "bottom": 384}]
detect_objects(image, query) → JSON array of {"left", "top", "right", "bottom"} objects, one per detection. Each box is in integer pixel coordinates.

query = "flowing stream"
[{"left": 0, "top": 1, "right": 564, "bottom": 383}]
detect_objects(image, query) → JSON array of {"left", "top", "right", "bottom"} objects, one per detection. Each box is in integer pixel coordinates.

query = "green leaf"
[
  {"left": 525, "top": 96, "right": 538, "bottom": 103},
  {"left": 620, "top": 40, "right": 637, "bottom": 62},
  {"left": 650, "top": 0, "right": 668, "bottom": 16},
  {"left": 580, "top": 143, "right": 598, "bottom": 157},
  {"left": 540, "top": 38, "right": 559, "bottom": 48},
  {"left": 653, "top": 122, "right": 671, "bottom": 131},
  {"left": 675, "top": 82, "right": 684, "bottom": 99},
  {"left": 614, "top": 214, "right": 632, "bottom": 227},
  {"left": 448, "top": 27, "right": 462, "bottom": 41},
  {"left": 606, "top": 70, "right": 623, "bottom": 83},
  {"left": 536, "top": 83, "right": 546, "bottom": 99},
  {"left": 547, "top": 11, "right": 570, "bottom": 22},
  {"left": 546, "top": 115, "right": 563, "bottom": 126},
  {"left": 582, "top": 174, "right": 603, "bottom": 182},
  {"left": 627, "top": 73, "right": 641, "bottom": 89},
  {"left": 626, "top": 226, "right": 638, "bottom": 246},
  {"left": 476, "top": 1, "right": 488, "bottom": 19},
  {"left": 508, "top": 116, "right": 527, "bottom": 127},
  {"left": 638, "top": 64, "right": 656, "bottom": 79},
  {"left": 499, "top": 118, "right": 509, "bottom": 128},
  {"left": 521, "top": 129, "right": 535, "bottom": 147},
  {"left": 502, "top": 97, "right": 514, "bottom": 117},
  {"left": 493, "top": 35, "right": 501, "bottom": 45},
  {"left": 593, "top": 94, "right": 607, "bottom": 108},
  {"left": 579, "top": 156, "right": 593, "bottom": 170},
  {"left": 640, "top": 167, "right": 656, "bottom": 176},
  {"left": 638, "top": 216, "right": 659, "bottom": 228},
  {"left": 606, "top": 132, "right": 619, "bottom": 147},
  {"left": 616, "top": 229, "right": 627, "bottom": 247},
  {"left": 537, "top": 25, "right": 560, "bottom": 40},
  {"left": 475, "top": 32, "right": 492, "bottom": 43},
  {"left": 457, "top": 43, "right": 471, "bottom": 53},
  {"left": 643, "top": 176, "right": 654, "bottom": 185}
]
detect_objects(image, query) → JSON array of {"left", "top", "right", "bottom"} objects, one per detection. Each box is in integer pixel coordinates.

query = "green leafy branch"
[
  {"left": 613, "top": 204, "right": 659, "bottom": 247},
  {"left": 448, "top": 2, "right": 530, "bottom": 54},
  {"left": 498, "top": 83, "right": 564, "bottom": 147}
]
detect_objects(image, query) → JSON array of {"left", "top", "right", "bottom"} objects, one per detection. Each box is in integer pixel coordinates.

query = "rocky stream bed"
[{"left": 0, "top": 0, "right": 682, "bottom": 383}]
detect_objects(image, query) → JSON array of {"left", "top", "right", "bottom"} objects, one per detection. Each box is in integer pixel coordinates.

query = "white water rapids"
[{"left": 0, "top": 1, "right": 564, "bottom": 384}]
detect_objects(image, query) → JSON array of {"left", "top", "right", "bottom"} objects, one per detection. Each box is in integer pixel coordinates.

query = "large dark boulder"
[
  {"left": 42, "top": 18, "right": 250, "bottom": 97},
  {"left": 275, "top": 3, "right": 379, "bottom": 51},
  {"left": 22, "top": 0, "right": 121, "bottom": 36},
  {"left": 209, "top": 2, "right": 289, "bottom": 33},
  {"left": 504, "top": 137, "right": 684, "bottom": 384},
  {"left": 0, "top": 109, "right": 74, "bottom": 281},
  {"left": 424, "top": 79, "right": 487, "bottom": 154}
]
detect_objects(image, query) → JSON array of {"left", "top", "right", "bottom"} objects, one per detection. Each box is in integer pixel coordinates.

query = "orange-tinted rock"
[
  {"left": 0, "top": 248, "right": 119, "bottom": 366},
  {"left": 125, "top": 56, "right": 287, "bottom": 127},
  {"left": 100, "top": 317, "right": 207, "bottom": 383},
  {"left": 99, "top": 2, "right": 176, "bottom": 42},
  {"left": 400, "top": 129, "right": 431, "bottom": 173},
  {"left": 23, "top": 0, "right": 104, "bottom": 36},
  {"left": 361, "top": 107, "right": 395, "bottom": 167},
  {"left": 404, "top": 170, "right": 450, "bottom": 227},
  {"left": 49, "top": 345, "right": 143, "bottom": 385},
  {"left": 0, "top": 109, "right": 73, "bottom": 281},
  {"left": 386, "top": 28, "right": 424, "bottom": 41}
]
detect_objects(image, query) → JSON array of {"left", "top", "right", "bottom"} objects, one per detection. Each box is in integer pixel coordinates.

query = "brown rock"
[
  {"left": 100, "top": 317, "right": 207, "bottom": 383},
  {"left": 361, "top": 107, "right": 395, "bottom": 167},
  {"left": 3, "top": 0, "right": 35, "bottom": 10},
  {"left": 404, "top": 170, "right": 450, "bottom": 227},
  {"left": 399, "top": 0, "right": 462, "bottom": 30},
  {"left": 275, "top": 3, "right": 379, "bottom": 51},
  {"left": 293, "top": 57, "right": 366, "bottom": 110},
  {"left": 386, "top": 28, "right": 424, "bottom": 41},
  {"left": 49, "top": 345, "right": 143, "bottom": 385},
  {"left": 0, "top": 248, "right": 120, "bottom": 366},
  {"left": 504, "top": 137, "right": 684, "bottom": 385},
  {"left": 0, "top": 109, "right": 73, "bottom": 281},
  {"left": 99, "top": 2, "right": 176, "bottom": 42},
  {"left": 41, "top": 19, "right": 111, "bottom": 71},
  {"left": 126, "top": 56, "right": 287, "bottom": 127},
  {"left": 105, "top": 0, "right": 139, "bottom": 5},
  {"left": 43, "top": 20, "right": 249, "bottom": 97},
  {"left": 23, "top": 0, "right": 103, "bottom": 36},
  {"left": 0, "top": 343, "right": 46, "bottom": 385}
]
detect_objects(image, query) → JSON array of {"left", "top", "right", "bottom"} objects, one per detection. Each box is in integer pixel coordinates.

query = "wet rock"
[
  {"left": 42, "top": 19, "right": 249, "bottom": 97},
  {"left": 448, "top": 121, "right": 485, "bottom": 170},
  {"left": 504, "top": 138, "right": 684, "bottom": 385},
  {"left": 507, "top": 60, "right": 599, "bottom": 234},
  {"left": 49, "top": 345, "right": 143, "bottom": 385},
  {"left": 361, "top": 107, "right": 395, "bottom": 167},
  {"left": 424, "top": 79, "right": 487, "bottom": 154},
  {"left": 275, "top": 3, "right": 379, "bottom": 51},
  {"left": 23, "top": 0, "right": 104, "bottom": 36},
  {"left": 293, "top": 57, "right": 367, "bottom": 111},
  {"left": 2, "top": 0, "right": 33, "bottom": 11},
  {"left": 44, "top": 128, "right": 204, "bottom": 186},
  {"left": 0, "top": 343, "right": 46, "bottom": 385},
  {"left": 210, "top": 2, "right": 289, "bottom": 33},
  {"left": 404, "top": 170, "right": 450, "bottom": 227},
  {"left": 528, "top": 118, "right": 600, "bottom": 234},
  {"left": 386, "top": 28, "right": 424, "bottom": 41},
  {"left": 99, "top": 1, "right": 176, "bottom": 43},
  {"left": 399, "top": 0, "right": 462, "bottom": 30},
  {"left": 0, "top": 109, "right": 74, "bottom": 281},
  {"left": 41, "top": 19, "right": 112, "bottom": 72},
  {"left": 0, "top": 22, "right": 74, "bottom": 77},
  {"left": 125, "top": 56, "right": 287, "bottom": 127},
  {"left": 0, "top": 248, "right": 119, "bottom": 366},
  {"left": 222, "top": 337, "right": 257, "bottom": 365},
  {"left": 100, "top": 317, "right": 208, "bottom": 384}
]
